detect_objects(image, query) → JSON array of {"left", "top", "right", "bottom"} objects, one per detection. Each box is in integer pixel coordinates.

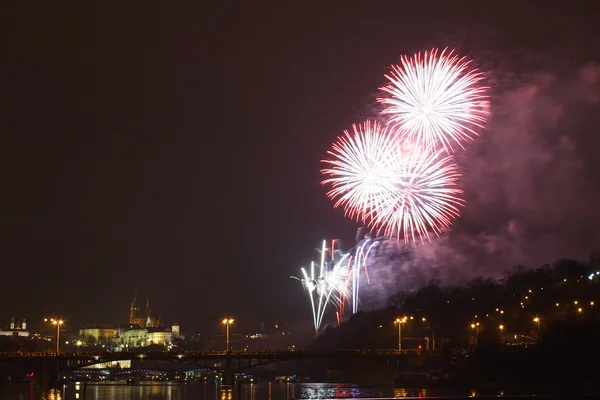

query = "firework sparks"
[
  {"left": 291, "top": 240, "right": 351, "bottom": 334},
  {"left": 321, "top": 121, "right": 403, "bottom": 224},
  {"left": 370, "top": 146, "right": 464, "bottom": 243},
  {"left": 321, "top": 121, "right": 463, "bottom": 243},
  {"left": 349, "top": 236, "right": 379, "bottom": 314},
  {"left": 378, "top": 48, "right": 489, "bottom": 153},
  {"left": 297, "top": 47, "right": 491, "bottom": 330}
]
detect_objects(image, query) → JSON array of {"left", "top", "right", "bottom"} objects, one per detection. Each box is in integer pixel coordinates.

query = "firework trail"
[
  {"left": 349, "top": 236, "right": 379, "bottom": 314},
  {"left": 291, "top": 240, "right": 351, "bottom": 334},
  {"left": 378, "top": 48, "right": 489, "bottom": 153},
  {"left": 321, "top": 121, "right": 464, "bottom": 244}
]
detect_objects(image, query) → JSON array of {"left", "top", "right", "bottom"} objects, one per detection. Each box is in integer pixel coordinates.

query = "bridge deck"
[{"left": 0, "top": 350, "right": 412, "bottom": 362}]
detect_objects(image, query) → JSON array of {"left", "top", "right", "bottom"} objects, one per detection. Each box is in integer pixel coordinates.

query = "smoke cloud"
[{"left": 359, "top": 62, "right": 600, "bottom": 309}]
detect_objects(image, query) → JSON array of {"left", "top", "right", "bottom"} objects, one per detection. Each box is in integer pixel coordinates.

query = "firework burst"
[
  {"left": 321, "top": 121, "right": 463, "bottom": 243},
  {"left": 370, "top": 146, "right": 463, "bottom": 243},
  {"left": 321, "top": 121, "right": 403, "bottom": 224},
  {"left": 378, "top": 48, "right": 489, "bottom": 153},
  {"left": 294, "top": 47, "right": 492, "bottom": 331}
]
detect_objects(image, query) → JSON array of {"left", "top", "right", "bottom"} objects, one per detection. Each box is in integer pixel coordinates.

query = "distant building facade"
[
  {"left": 147, "top": 328, "right": 172, "bottom": 345},
  {"left": 0, "top": 317, "right": 29, "bottom": 337},
  {"left": 117, "top": 325, "right": 148, "bottom": 347},
  {"left": 79, "top": 326, "right": 118, "bottom": 342},
  {"left": 171, "top": 323, "right": 180, "bottom": 339}
]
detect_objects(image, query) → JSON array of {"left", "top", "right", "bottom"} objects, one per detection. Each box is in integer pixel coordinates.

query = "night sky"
[{"left": 2, "top": 2, "right": 600, "bottom": 335}]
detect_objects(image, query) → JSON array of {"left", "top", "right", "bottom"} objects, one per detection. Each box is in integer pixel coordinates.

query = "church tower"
[
  {"left": 129, "top": 290, "right": 139, "bottom": 324},
  {"left": 10, "top": 317, "right": 14, "bottom": 330}
]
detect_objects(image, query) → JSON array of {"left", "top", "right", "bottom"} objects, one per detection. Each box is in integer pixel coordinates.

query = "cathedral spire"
[{"left": 129, "top": 289, "right": 138, "bottom": 324}]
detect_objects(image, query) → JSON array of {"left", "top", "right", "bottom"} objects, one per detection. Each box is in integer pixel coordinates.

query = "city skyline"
[
  {"left": 2, "top": 2, "right": 600, "bottom": 333},
  {"left": 0, "top": 290, "right": 300, "bottom": 338}
]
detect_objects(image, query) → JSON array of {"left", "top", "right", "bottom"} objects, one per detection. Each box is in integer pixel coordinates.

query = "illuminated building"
[
  {"left": 129, "top": 290, "right": 161, "bottom": 328},
  {"left": 0, "top": 317, "right": 29, "bottom": 337},
  {"left": 172, "top": 323, "right": 180, "bottom": 339},
  {"left": 146, "top": 328, "right": 172, "bottom": 345},
  {"left": 76, "top": 293, "right": 178, "bottom": 348},
  {"left": 245, "top": 321, "right": 268, "bottom": 339},
  {"left": 246, "top": 332, "right": 267, "bottom": 339},
  {"left": 118, "top": 325, "right": 148, "bottom": 347},
  {"left": 79, "top": 326, "right": 118, "bottom": 342},
  {"left": 81, "top": 360, "right": 131, "bottom": 369}
]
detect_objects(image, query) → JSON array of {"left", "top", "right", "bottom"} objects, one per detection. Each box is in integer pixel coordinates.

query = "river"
[{"left": 0, "top": 382, "right": 593, "bottom": 399}]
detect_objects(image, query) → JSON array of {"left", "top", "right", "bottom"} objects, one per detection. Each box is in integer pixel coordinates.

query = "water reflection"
[
  {"left": 300, "top": 383, "right": 338, "bottom": 399},
  {"left": 42, "top": 388, "right": 62, "bottom": 400},
  {"left": 0, "top": 382, "right": 570, "bottom": 400},
  {"left": 300, "top": 384, "right": 423, "bottom": 399},
  {"left": 221, "top": 386, "right": 233, "bottom": 400}
]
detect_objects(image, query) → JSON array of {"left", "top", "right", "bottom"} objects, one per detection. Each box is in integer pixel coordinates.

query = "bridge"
[
  {"left": 0, "top": 350, "right": 411, "bottom": 385},
  {"left": 0, "top": 349, "right": 408, "bottom": 366}
]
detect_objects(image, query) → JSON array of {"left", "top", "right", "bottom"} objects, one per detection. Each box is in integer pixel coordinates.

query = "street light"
[
  {"left": 45, "top": 318, "right": 64, "bottom": 354},
  {"left": 469, "top": 322, "right": 480, "bottom": 348},
  {"left": 470, "top": 322, "right": 480, "bottom": 336},
  {"left": 499, "top": 324, "right": 504, "bottom": 343},
  {"left": 422, "top": 317, "right": 435, "bottom": 351},
  {"left": 533, "top": 317, "right": 540, "bottom": 331},
  {"left": 394, "top": 317, "right": 407, "bottom": 352},
  {"left": 222, "top": 318, "right": 234, "bottom": 353}
]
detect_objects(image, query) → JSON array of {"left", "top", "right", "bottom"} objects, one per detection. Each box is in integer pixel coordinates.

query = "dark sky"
[{"left": 2, "top": 2, "right": 600, "bottom": 334}]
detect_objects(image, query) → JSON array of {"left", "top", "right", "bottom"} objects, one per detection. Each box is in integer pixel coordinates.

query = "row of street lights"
[
  {"left": 38, "top": 314, "right": 545, "bottom": 355},
  {"left": 470, "top": 317, "right": 542, "bottom": 343},
  {"left": 471, "top": 322, "right": 507, "bottom": 341},
  {"left": 393, "top": 317, "right": 435, "bottom": 352},
  {"left": 393, "top": 315, "right": 543, "bottom": 351}
]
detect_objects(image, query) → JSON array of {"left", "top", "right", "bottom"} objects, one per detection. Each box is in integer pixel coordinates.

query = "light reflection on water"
[{"left": 0, "top": 382, "right": 580, "bottom": 400}]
